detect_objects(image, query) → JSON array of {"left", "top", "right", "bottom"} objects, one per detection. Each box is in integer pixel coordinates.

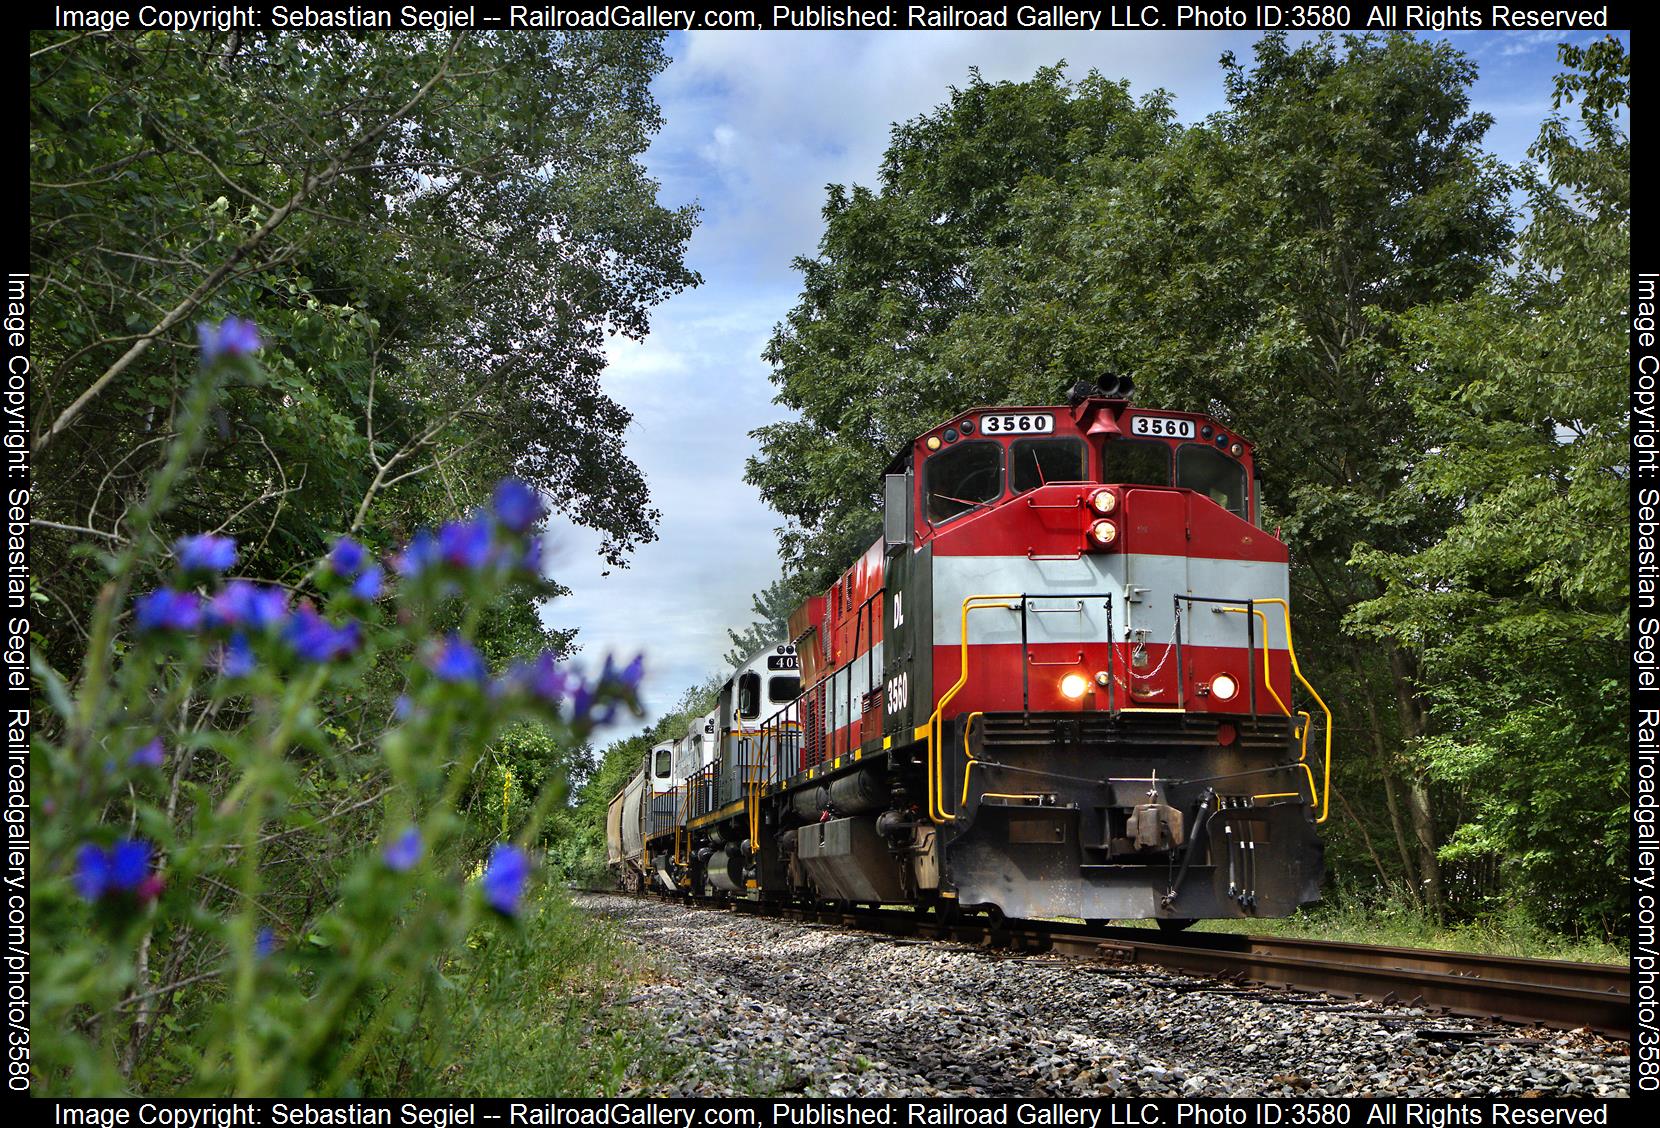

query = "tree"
[
  {"left": 722, "top": 574, "right": 811, "bottom": 669},
  {"left": 748, "top": 65, "right": 1176, "bottom": 589},
  {"left": 31, "top": 30, "right": 699, "bottom": 671},
  {"left": 1348, "top": 37, "right": 1630, "bottom": 935}
]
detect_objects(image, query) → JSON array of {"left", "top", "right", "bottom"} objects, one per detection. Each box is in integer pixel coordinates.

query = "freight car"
[{"left": 608, "top": 379, "right": 1327, "bottom": 924}]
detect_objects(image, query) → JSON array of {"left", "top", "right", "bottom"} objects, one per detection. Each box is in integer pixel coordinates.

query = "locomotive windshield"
[
  {"left": 1100, "top": 438, "right": 1172, "bottom": 486},
  {"left": 925, "top": 441, "right": 1002, "bottom": 524},
  {"left": 768, "top": 675, "right": 800, "bottom": 702},
  {"left": 1177, "top": 443, "right": 1248, "bottom": 517},
  {"left": 1010, "top": 437, "right": 1086, "bottom": 493}
]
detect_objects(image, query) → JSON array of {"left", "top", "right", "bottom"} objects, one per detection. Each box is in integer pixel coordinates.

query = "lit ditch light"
[
  {"left": 1059, "top": 673, "right": 1090, "bottom": 700},
  {"left": 1088, "top": 488, "right": 1118, "bottom": 515},
  {"left": 1209, "top": 673, "right": 1239, "bottom": 701}
]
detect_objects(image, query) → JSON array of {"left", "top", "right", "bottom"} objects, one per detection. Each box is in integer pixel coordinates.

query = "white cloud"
[
  {"left": 652, "top": 29, "right": 1252, "bottom": 285},
  {"left": 543, "top": 289, "right": 792, "bottom": 723}
]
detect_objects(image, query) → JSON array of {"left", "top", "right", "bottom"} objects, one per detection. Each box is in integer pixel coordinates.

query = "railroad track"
[{"left": 585, "top": 888, "right": 1629, "bottom": 1040}]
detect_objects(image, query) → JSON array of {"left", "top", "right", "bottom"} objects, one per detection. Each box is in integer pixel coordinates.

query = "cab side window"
[
  {"left": 1010, "top": 437, "right": 1086, "bottom": 493},
  {"left": 654, "top": 749, "right": 671, "bottom": 778},
  {"left": 1177, "top": 444, "right": 1247, "bottom": 518},
  {"left": 925, "top": 441, "right": 1003, "bottom": 524},
  {"left": 737, "top": 672, "right": 762, "bottom": 719}
]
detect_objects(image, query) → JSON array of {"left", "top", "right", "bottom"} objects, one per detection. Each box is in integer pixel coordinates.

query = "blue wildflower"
[
  {"left": 601, "top": 653, "right": 645, "bottom": 697},
  {"left": 350, "top": 563, "right": 383, "bottom": 601},
  {"left": 394, "top": 529, "right": 440, "bottom": 578},
  {"left": 75, "top": 838, "right": 155, "bottom": 902},
  {"left": 438, "top": 516, "right": 493, "bottom": 571},
  {"left": 197, "top": 317, "right": 261, "bottom": 366},
  {"left": 129, "top": 739, "right": 165, "bottom": 769},
  {"left": 570, "top": 680, "right": 618, "bottom": 729},
  {"left": 74, "top": 844, "right": 111, "bottom": 900},
  {"left": 429, "top": 634, "right": 487, "bottom": 684},
  {"left": 206, "top": 580, "right": 288, "bottom": 631},
  {"left": 505, "top": 651, "right": 572, "bottom": 706},
  {"left": 256, "top": 928, "right": 277, "bottom": 958},
  {"left": 383, "top": 827, "right": 423, "bottom": 872},
  {"left": 174, "top": 533, "right": 238, "bottom": 574},
  {"left": 283, "top": 604, "right": 360, "bottom": 663},
  {"left": 109, "top": 840, "right": 151, "bottom": 889},
  {"left": 491, "top": 479, "right": 545, "bottom": 534},
  {"left": 393, "top": 695, "right": 413, "bottom": 721},
  {"left": 220, "top": 634, "right": 256, "bottom": 678},
  {"left": 327, "top": 536, "right": 367, "bottom": 577},
  {"left": 480, "top": 844, "right": 531, "bottom": 916},
  {"left": 519, "top": 535, "right": 545, "bottom": 576},
  {"left": 134, "top": 589, "right": 204, "bottom": 633}
]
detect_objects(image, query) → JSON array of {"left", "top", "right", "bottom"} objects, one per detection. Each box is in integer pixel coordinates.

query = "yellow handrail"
[
  {"left": 746, "top": 754, "right": 760, "bottom": 854},
  {"left": 1220, "top": 606, "right": 1291, "bottom": 717},
  {"left": 927, "top": 596, "right": 1021, "bottom": 823},
  {"left": 919, "top": 593, "right": 1330, "bottom": 827},
  {"left": 1254, "top": 598, "right": 1332, "bottom": 824},
  {"left": 959, "top": 712, "right": 983, "bottom": 808}
]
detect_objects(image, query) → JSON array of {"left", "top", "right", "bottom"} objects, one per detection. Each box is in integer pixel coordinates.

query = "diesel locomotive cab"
[{"left": 864, "top": 382, "right": 1326, "bottom": 922}]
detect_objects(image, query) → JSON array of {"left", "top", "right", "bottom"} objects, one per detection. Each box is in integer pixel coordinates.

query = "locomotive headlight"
[
  {"left": 1210, "top": 673, "right": 1239, "bottom": 701},
  {"left": 1059, "top": 673, "right": 1090, "bottom": 700},
  {"left": 1088, "top": 519, "right": 1118, "bottom": 546},
  {"left": 1230, "top": 442, "right": 1243, "bottom": 457},
  {"left": 1088, "top": 488, "right": 1118, "bottom": 515}
]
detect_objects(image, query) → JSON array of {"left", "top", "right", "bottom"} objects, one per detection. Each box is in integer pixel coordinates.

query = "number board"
[
  {"left": 979, "top": 412, "right": 1054, "bottom": 435},
  {"left": 766, "top": 655, "right": 799, "bottom": 671},
  {"left": 1129, "top": 415, "right": 1196, "bottom": 439}
]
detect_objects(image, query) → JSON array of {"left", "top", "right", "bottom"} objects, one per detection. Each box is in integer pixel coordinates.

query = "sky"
[{"left": 538, "top": 27, "right": 1627, "bottom": 731}]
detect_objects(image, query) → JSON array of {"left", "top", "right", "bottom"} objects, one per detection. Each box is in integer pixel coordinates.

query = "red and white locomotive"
[{"left": 610, "top": 379, "right": 1328, "bottom": 924}]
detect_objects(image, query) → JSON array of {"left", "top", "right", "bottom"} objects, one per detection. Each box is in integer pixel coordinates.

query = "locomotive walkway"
[{"left": 578, "top": 893, "right": 1627, "bottom": 1098}]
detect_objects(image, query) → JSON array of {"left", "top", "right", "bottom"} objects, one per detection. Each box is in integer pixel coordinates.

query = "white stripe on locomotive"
[{"left": 930, "top": 553, "right": 1291, "bottom": 651}]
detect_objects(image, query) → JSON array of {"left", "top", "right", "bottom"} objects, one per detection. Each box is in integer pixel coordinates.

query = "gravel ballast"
[{"left": 576, "top": 893, "right": 1629, "bottom": 1099}]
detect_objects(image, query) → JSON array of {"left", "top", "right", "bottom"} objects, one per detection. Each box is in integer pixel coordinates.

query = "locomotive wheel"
[{"left": 1157, "top": 917, "right": 1196, "bottom": 933}]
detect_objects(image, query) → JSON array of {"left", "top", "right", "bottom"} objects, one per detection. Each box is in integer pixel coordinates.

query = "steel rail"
[{"left": 588, "top": 889, "right": 1629, "bottom": 1040}]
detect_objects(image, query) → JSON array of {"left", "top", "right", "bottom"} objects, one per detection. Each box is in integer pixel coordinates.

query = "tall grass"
[
  {"left": 1126, "top": 897, "right": 1628, "bottom": 964},
  {"left": 413, "top": 893, "right": 683, "bottom": 1096}
]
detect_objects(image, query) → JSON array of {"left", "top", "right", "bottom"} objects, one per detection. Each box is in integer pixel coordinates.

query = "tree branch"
[{"left": 36, "top": 36, "right": 462, "bottom": 454}]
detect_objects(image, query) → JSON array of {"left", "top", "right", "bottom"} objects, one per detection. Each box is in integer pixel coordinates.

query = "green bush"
[{"left": 32, "top": 326, "right": 643, "bottom": 1095}]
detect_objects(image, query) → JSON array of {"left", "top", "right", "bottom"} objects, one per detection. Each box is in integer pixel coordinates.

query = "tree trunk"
[
  {"left": 1349, "top": 650, "right": 1421, "bottom": 908},
  {"left": 1379, "top": 772, "right": 1420, "bottom": 908},
  {"left": 1332, "top": 784, "right": 1393, "bottom": 892},
  {"left": 1388, "top": 646, "right": 1442, "bottom": 921}
]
